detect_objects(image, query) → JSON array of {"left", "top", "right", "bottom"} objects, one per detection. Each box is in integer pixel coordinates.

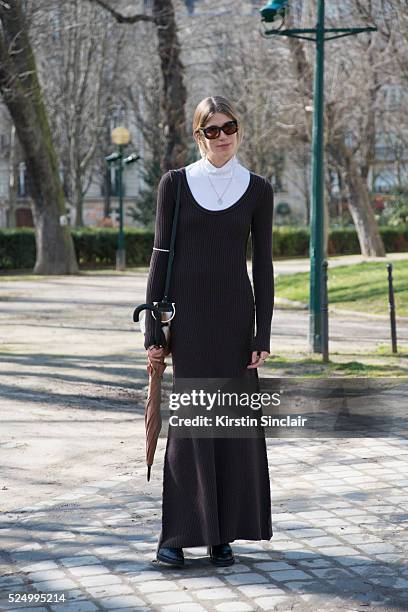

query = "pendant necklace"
[{"left": 203, "top": 157, "right": 236, "bottom": 206}]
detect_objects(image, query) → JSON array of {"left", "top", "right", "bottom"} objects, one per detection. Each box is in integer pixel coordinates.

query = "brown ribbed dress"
[{"left": 144, "top": 167, "right": 274, "bottom": 549}]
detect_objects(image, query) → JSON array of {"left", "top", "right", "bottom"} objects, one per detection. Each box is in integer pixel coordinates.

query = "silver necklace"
[{"left": 202, "top": 157, "right": 236, "bottom": 206}]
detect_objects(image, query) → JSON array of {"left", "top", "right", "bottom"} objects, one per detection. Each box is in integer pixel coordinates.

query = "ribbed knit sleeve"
[
  {"left": 144, "top": 171, "right": 176, "bottom": 350},
  {"left": 250, "top": 179, "right": 274, "bottom": 353}
]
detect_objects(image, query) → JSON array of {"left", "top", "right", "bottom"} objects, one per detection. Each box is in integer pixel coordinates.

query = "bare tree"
[
  {"left": 126, "top": 75, "right": 163, "bottom": 228},
  {"left": 90, "top": 0, "right": 188, "bottom": 171},
  {"left": 283, "top": 2, "right": 386, "bottom": 256},
  {"left": 0, "top": 0, "right": 78, "bottom": 273},
  {"left": 371, "top": 0, "right": 408, "bottom": 192},
  {"left": 29, "top": 0, "right": 126, "bottom": 226}
]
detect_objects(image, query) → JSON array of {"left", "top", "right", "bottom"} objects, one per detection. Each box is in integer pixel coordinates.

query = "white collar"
[{"left": 202, "top": 154, "right": 237, "bottom": 176}]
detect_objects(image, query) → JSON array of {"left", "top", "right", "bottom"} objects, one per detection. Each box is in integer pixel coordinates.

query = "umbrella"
[
  {"left": 145, "top": 346, "right": 168, "bottom": 481},
  {"left": 133, "top": 304, "right": 171, "bottom": 481}
]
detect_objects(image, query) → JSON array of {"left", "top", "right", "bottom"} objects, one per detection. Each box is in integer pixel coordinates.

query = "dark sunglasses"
[{"left": 198, "top": 120, "right": 238, "bottom": 140}]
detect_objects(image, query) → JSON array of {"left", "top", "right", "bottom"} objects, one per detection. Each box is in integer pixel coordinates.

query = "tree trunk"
[
  {"left": 71, "top": 160, "right": 84, "bottom": 228},
  {"left": 153, "top": 0, "right": 187, "bottom": 171},
  {"left": 345, "top": 167, "right": 386, "bottom": 257},
  {"left": 0, "top": 1, "right": 78, "bottom": 274},
  {"left": 103, "top": 167, "right": 111, "bottom": 218},
  {"left": 331, "top": 139, "right": 385, "bottom": 256},
  {"left": 7, "top": 124, "right": 18, "bottom": 228},
  {"left": 323, "top": 197, "right": 329, "bottom": 258}
]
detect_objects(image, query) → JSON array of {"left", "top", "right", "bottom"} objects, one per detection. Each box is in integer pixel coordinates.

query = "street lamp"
[
  {"left": 260, "top": 0, "right": 376, "bottom": 354},
  {"left": 106, "top": 127, "right": 140, "bottom": 271},
  {"left": 260, "top": 0, "right": 288, "bottom": 26}
]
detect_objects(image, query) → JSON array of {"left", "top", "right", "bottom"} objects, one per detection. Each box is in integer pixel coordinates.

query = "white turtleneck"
[{"left": 185, "top": 154, "right": 250, "bottom": 210}]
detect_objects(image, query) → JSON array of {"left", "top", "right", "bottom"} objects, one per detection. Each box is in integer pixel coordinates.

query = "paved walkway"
[
  {"left": 1, "top": 434, "right": 408, "bottom": 611},
  {"left": 1, "top": 272, "right": 407, "bottom": 611}
]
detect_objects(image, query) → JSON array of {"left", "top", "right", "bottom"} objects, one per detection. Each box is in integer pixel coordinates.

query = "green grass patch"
[
  {"left": 265, "top": 353, "right": 408, "bottom": 377},
  {"left": 276, "top": 260, "right": 408, "bottom": 316}
]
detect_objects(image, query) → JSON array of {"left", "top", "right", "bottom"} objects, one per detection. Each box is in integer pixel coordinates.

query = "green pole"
[
  {"left": 260, "top": 1, "right": 377, "bottom": 357},
  {"left": 309, "top": 0, "right": 325, "bottom": 353},
  {"left": 116, "top": 144, "right": 125, "bottom": 270}
]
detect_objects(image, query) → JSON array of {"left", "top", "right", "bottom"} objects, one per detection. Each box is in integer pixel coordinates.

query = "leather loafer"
[
  {"left": 207, "top": 542, "right": 235, "bottom": 566},
  {"left": 156, "top": 546, "right": 184, "bottom": 567}
]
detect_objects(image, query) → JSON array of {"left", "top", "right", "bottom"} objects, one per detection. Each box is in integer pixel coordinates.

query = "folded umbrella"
[
  {"left": 133, "top": 304, "right": 170, "bottom": 481},
  {"left": 145, "top": 346, "right": 167, "bottom": 481}
]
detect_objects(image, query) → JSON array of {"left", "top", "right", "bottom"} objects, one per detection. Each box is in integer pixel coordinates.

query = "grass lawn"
[
  {"left": 265, "top": 346, "right": 408, "bottom": 378},
  {"left": 276, "top": 260, "right": 408, "bottom": 316}
]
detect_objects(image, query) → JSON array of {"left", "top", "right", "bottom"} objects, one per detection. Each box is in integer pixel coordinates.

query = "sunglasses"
[{"left": 198, "top": 120, "right": 238, "bottom": 140}]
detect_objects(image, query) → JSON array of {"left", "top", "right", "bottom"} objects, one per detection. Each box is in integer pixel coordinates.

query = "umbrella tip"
[{"left": 147, "top": 466, "right": 151, "bottom": 482}]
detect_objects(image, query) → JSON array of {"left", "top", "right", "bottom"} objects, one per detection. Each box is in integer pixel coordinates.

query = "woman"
[{"left": 144, "top": 95, "right": 274, "bottom": 567}]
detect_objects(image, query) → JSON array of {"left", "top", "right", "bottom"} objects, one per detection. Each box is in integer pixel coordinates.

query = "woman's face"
[{"left": 195, "top": 112, "right": 239, "bottom": 166}]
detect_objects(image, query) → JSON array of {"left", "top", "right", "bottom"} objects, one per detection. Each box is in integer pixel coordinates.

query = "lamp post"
[
  {"left": 106, "top": 127, "right": 140, "bottom": 271},
  {"left": 260, "top": 0, "right": 376, "bottom": 353}
]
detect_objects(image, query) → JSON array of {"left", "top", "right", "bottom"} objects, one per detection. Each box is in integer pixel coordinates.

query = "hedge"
[{"left": 1, "top": 225, "right": 407, "bottom": 270}]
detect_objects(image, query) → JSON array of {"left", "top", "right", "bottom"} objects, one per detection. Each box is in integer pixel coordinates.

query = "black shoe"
[
  {"left": 207, "top": 542, "right": 235, "bottom": 566},
  {"left": 156, "top": 546, "right": 185, "bottom": 567}
]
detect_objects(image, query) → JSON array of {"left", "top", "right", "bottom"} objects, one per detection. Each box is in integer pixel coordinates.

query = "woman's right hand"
[{"left": 147, "top": 344, "right": 171, "bottom": 358}]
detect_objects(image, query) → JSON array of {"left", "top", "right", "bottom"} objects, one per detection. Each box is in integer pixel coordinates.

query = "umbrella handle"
[
  {"left": 133, "top": 303, "right": 160, "bottom": 322},
  {"left": 133, "top": 303, "right": 167, "bottom": 348}
]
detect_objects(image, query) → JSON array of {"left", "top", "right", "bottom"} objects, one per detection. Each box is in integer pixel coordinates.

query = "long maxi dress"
[{"left": 144, "top": 165, "right": 274, "bottom": 549}]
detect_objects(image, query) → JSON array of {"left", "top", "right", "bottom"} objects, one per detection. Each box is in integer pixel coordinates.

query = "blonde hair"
[{"left": 192, "top": 96, "right": 243, "bottom": 158}]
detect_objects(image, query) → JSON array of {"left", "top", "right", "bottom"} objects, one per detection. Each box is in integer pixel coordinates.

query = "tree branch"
[{"left": 89, "top": 0, "right": 155, "bottom": 24}]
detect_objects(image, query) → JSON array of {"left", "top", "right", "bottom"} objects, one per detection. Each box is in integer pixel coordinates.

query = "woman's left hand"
[{"left": 247, "top": 350, "right": 270, "bottom": 368}]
